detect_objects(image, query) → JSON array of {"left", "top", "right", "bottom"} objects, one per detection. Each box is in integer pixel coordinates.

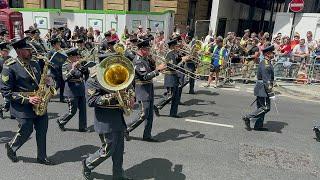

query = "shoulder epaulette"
[{"left": 5, "top": 58, "right": 16, "bottom": 66}]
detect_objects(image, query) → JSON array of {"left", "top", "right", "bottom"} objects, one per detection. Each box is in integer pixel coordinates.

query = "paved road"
[{"left": 0, "top": 81, "right": 319, "bottom": 180}]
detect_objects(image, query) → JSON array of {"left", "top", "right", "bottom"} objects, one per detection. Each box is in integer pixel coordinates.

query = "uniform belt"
[
  {"left": 96, "top": 105, "right": 121, "bottom": 109},
  {"left": 135, "top": 80, "right": 153, "bottom": 85},
  {"left": 163, "top": 71, "right": 177, "bottom": 75},
  {"left": 69, "top": 79, "right": 83, "bottom": 82}
]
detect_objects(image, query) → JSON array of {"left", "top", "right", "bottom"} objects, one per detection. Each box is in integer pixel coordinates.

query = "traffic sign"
[{"left": 289, "top": 0, "right": 304, "bottom": 13}]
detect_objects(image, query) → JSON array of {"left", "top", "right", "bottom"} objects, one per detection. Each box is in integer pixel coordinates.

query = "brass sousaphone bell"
[{"left": 97, "top": 55, "right": 135, "bottom": 115}]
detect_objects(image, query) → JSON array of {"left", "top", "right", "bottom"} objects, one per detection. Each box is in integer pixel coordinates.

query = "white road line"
[{"left": 185, "top": 119, "right": 234, "bottom": 128}]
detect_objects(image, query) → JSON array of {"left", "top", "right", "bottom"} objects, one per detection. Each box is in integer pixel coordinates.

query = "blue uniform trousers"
[
  {"left": 169, "top": 86, "right": 180, "bottom": 116},
  {"left": 59, "top": 96, "right": 87, "bottom": 129},
  {"left": 85, "top": 131, "right": 124, "bottom": 178},
  {"left": 9, "top": 115, "right": 48, "bottom": 159},
  {"left": 127, "top": 100, "right": 154, "bottom": 139},
  {"left": 246, "top": 96, "right": 271, "bottom": 129}
]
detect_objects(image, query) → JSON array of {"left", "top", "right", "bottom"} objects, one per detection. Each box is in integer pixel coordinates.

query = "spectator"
[
  {"left": 279, "top": 37, "right": 292, "bottom": 57},
  {"left": 64, "top": 23, "right": 71, "bottom": 40},
  {"left": 110, "top": 28, "right": 119, "bottom": 42},
  {"left": 87, "top": 27, "right": 95, "bottom": 43},
  {"left": 240, "top": 29, "right": 250, "bottom": 47},
  {"left": 94, "top": 30, "right": 103, "bottom": 44},
  {"left": 292, "top": 38, "right": 309, "bottom": 63},
  {"left": 121, "top": 27, "right": 130, "bottom": 42},
  {"left": 146, "top": 28, "right": 154, "bottom": 41},
  {"left": 242, "top": 38, "right": 260, "bottom": 83},
  {"left": 137, "top": 25, "right": 146, "bottom": 39},
  {"left": 291, "top": 32, "right": 300, "bottom": 49},
  {"left": 306, "top": 31, "right": 317, "bottom": 52},
  {"left": 204, "top": 30, "right": 213, "bottom": 45}
]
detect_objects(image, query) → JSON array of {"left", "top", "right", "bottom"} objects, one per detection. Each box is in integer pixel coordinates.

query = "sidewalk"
[{"left": 275, "top": 82, "right": 320, "bottom": 101}]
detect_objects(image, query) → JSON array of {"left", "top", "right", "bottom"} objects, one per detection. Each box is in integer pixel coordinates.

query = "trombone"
[{"left": 151, "top": 53, "right": 201, "bottom": 80}]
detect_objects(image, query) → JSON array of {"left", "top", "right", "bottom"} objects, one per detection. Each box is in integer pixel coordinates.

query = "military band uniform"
[
  {"left": 155, "top": 46, "right": 181, "bottom": 117},
  {"left": 243, "top": 46, "right": 274, "bottom": 131},
  {"left": 48, "top": 40, "right": 65, "bottom": 102},
  {"left": 0, "top": 42, "right": 12, "bottom": 117},
  {"left": 1, "top": 39, "right": 50, "bottom": 163},
  {"left": 185, "top": 60, "right": 196, "bottom": 94},
  {"left": 57, "top": 49, "right": 88, "bottom": 131},
  {"left": 126, "top": 53, "right": 159, "bottom": 140},
  {"left": 82, "top": 75, "right": 130, "bottom": 180}
]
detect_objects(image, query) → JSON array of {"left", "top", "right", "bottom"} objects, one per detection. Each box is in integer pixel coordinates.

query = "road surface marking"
[{"left": 185, "top": 119, "right": 234, "bottom": 128}]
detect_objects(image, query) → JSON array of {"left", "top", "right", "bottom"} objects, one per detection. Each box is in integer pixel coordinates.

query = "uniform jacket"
[
  {"left": 133, "top": 55, "right": 159, "bottom": 101},
  {"left": 0, "top": 57, "right": 42, "bottom": 118},
  {"left": 62, "top": 60, "right": 88, "bottom": 97},
  {"left": 164, "top": 50, "right": 182, "bottom": 87},
  {"left": 124, "top": 49, "right": 136, "bottom": 61},
  {"left": 0, "top": 56, "right": 11, "bottom": 73},
  {"left": 254, "top": 59, "right": 274, "bottom": 97},
  {"left": 86, "top": 76, "right": 126, "bottom": 134}
]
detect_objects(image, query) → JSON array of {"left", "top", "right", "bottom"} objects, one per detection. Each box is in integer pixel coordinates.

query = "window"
[
  {"left": 45, "top": 0, "right": 61, "bottom": 9},
  {"left": 9, "top": 0, "right": 23, "bottom": 8},
  {"left": 129, "top": 0, "right": 150, "bottom": 11},
  {"left": 85, "top": 0, "right": 103, "bottom": 10}
]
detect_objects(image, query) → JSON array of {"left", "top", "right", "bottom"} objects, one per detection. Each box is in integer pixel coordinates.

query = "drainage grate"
[{"left": 239, "top": 144, "right": 320, "bottom": 177}]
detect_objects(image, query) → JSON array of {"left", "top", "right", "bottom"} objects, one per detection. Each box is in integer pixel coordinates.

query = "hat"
[
  {"left": 244, "top": 29, "right": 250, "bottom": 33},
  {"left": 0, "top": 29, "right": 8, "bottom": 36},
  {"left": 138, "top": 25, "right": 143, "bottom": 29},
  {"left": 58, "top": 27, "right": 65, "bottom": 31},
  {"left": 262, "top": 45, "right": 275, "bottom": 54},
  {"left": 167, "top": 39, "right": 177, "bottom": 47},
  {"left": 294, "top": 32, "right": 300, "bottom": 37},
  {"left": 30, "top": 29, "right": 40, "bottom": 34},
  {"left": 50, "top": 37, "right": 61, "bottom": 45},
  {"left": 24, "top": 29, "right": 31, "bottom": 34},
  {"left": 11, "top": 37, "right": 33, "bottom": 50},
  {"left": 65, "top": 47, "right": 80, "bottom": 56},
  {"left": 0, "top": 42, "right": 10, "bottom": 51},
  {"left": 137, "top": 39, "right": 150, "bottom": 48}
]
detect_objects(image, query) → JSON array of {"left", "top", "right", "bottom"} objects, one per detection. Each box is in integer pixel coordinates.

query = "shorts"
[{"left": 210, "top": 66, "right": 220, "bottom": 72}]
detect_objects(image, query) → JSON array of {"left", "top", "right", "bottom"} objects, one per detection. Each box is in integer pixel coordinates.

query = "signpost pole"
[{"left": 290, "top": 12, "right": 296, "bottom": 39}]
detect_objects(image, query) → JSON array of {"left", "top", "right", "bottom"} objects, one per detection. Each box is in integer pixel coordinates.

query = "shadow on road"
[
  {"left": 178, "top": 110, "right": 219, "bottom": 118},
  {"left": 182, "top": 99, "right": 216, "bottom": 106},
  {"left": 196, "top": 90, "right": 219, "bottom": 96},
  {"left": 92, "top": 158, "right": 186, "bottom": 180},
  {"left": 154, "top": 128, "right": 205, "bottom": 142},
  {"left": 0, "top": 131, "right": 15, "bottom": 144},
  {"left": 264, "top": 121, "right": 288, "bottom": 133}
]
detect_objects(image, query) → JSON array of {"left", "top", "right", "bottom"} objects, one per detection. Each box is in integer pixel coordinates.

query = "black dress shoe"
[
  {"left": 82, "top": 159, "right": 92, "bottom": 180},
  {"left": 124, "top": 130, "right": 131, "bottom": 141},
  {"left": 313, "top": 127, "right": 320, "bottom": 141},
  {"left": 154, "top": 105, "right": 160, "bottom": 117},
  {"left": 5, "top": 143, "right": 18, "bottom": 162},
  {"left": 169, "top": 115, "right": 182, "bottom": 118},
  {"left": 56, "top": 120, "right": 65, "bottom": 131},
  {"left": 0, "top": 109, "right": 3, "bottom": 119},
  {"left": 188, "top": 91, "right": 195, "bottom": 94},
  {"left": 142, "top": 137, "right": 159, "bottom": 142},
  {"left": 253, "top": 127, "right": 269, "bottom": 131},
  {"left": 242, "top": 116, "right": 251, "bottom": 131},
  {"left": 79, "top": 128, "right": 90, "bottom": 132},
  {"left": 179, "top": 102, "right": 186, "bottom": 105},
  {"left": 37, "top": 158, "right": 55, "bottom": 165}
]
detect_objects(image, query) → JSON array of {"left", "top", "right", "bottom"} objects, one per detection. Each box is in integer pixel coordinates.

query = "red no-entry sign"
[{"left": 289, "top": 0, "right": 304, "bottom": 12}]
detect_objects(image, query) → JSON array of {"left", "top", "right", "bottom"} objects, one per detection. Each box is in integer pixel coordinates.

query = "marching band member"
[
  {"left": 0, "top": 29, "right": 10, "bottom": 43},
  {"left": 154, "top": 39, "right": 185, "bottom": 118},
  {"left": 125, "top": 38, "right": 166, "bottom": 142},
  {"left": 124, "top": 36, "right": 138, "bottom": 61},
  {"left": 0, "top": 42, "right": 12, "bottom": 118},
  {"left": 1, "top": 38, "right": 54, "bottom": 165},
  {"left": 82, "top": 60, "right": 133, "bottom": 180},
  {"left": 48, "top": 37, "right": 66, "bottom": 102},
  {"left": 56, "top": 48, "right": 89, "bottom": 132},
  {"left": 29, "top": 29, "right": 48, "bottom": 54},
  {"left": 242, "top": 45, "right": 275, "bottom": 131}
]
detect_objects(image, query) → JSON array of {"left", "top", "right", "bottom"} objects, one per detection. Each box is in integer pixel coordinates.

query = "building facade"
[
  {"left": 9, "top": 0, "right": 212, "bottom": 32},
  {"left": 209, "top": 0, "right": 320, "bottom": 37}
]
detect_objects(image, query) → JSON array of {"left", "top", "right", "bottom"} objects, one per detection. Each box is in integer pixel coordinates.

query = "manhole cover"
[{"left": 239, "top": 144, "right": 320, "bottom": 177}]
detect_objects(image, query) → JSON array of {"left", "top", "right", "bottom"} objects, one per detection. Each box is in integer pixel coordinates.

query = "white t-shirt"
[{"left": 293, "top": 44, "right": 308, "bottom": 55}]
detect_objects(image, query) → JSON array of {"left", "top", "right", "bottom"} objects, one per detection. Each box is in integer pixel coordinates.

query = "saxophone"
[{"left": 30, "top": 56, "right": 57, "bottom": 116}]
